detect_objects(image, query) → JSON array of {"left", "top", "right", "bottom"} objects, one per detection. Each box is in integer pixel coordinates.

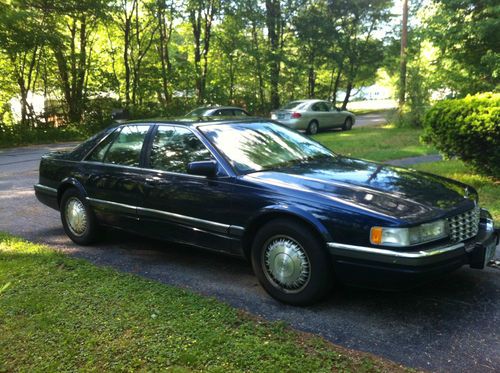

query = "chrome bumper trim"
[
  {"left": 34, "top": 184, "right": 57, "bottom": 195},
  {"left": 327, "top": 242, "right": 465, "bottom": 258},
  {"left": 327, "top": 242, "right": 466, "bottom": 266}
]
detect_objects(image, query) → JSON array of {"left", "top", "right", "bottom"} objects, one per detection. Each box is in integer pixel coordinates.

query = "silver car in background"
[
  {"left": 186, "top": 106, "right": 250, "bottom": 117},
  {"left": 270, "top": 99, "right": 355, "bottom": 134}
]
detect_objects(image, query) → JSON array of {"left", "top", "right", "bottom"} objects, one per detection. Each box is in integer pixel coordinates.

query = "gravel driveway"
[{"left": 1, "top": 141, "right": 499, "bottom": 372}]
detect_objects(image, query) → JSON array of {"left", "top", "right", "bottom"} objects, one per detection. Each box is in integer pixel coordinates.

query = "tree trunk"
[
  {"left": 123, "top": 10, "right": 132, "bottom": 108},
  {"left": 341, "top": 79, "right": 353, "bottom": 110},
  {"left": 157, "top": 4, "right": 173, "bottom": 104},
  {"left": 399, "top": 0, "right": 408, "bottom": 108},
  {"left": 266, "top": 0, "right": 281, "bottom": 109},
  {"left": 251, "top": 21, "right": 265, "bottom": 110},
  {"left": 332, "top": 64, "right": 342, "bottom": 104}
]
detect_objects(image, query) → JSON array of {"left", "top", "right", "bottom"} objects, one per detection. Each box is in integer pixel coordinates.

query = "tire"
[
  {"left": 251, "top": 218, "right": 333, "bottom": 305},
  {"left": 306, "top": 121, "right": 319, "bottom": 135},
  {"left": 342, "top": 117, "right": 353, "bottom": 131},
  {"left": 60, "top": 188, "right": 99, "bottom": 245}
]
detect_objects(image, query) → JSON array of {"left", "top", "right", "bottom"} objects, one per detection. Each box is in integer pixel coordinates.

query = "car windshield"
[
  {"left": 199, "top": 122, "right": 335, "bottom": 174},
  {"left": 187, "top": 107, "right": 210, "bottom": 117},
  {"left": 281, "top": 101, "right": 307, "bottom": 110}
]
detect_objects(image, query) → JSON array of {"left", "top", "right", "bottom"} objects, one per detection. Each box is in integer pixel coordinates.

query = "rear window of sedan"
[{"left": 281, "top": 101, "right": 308, "bottom": 110}]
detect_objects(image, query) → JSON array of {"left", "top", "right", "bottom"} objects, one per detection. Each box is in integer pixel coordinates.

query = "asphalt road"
[
  {"left": 1, "top": 140, "right": 499, "bottom": 373},
  {"left": 354, "top": 112, "right": 390, "bottom": 127}
]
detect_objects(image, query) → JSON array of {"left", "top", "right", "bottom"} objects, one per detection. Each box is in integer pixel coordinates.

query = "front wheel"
[
  {"left": 251, "top": 218, "right": 333, "bottom": 305},
  {"left": 60, "top": 189, "right": 99, "bottom": 245}
]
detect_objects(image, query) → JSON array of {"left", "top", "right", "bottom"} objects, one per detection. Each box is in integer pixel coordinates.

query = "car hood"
[{"left": 243, "top": 156, "right": 476, "bottom": 223}]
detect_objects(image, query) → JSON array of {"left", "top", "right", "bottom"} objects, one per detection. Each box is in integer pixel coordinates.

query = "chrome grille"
[{"left": 446, "top": 206, "right": 480, "bottom": 242}]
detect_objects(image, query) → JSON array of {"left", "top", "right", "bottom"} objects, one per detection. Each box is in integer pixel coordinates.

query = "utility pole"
[{"left": 399, "top": 0, "right": 408, "bottom": 109}]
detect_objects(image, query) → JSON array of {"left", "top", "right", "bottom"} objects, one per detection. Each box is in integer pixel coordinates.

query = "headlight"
[{"left": 370, "top": 220, "right": 448, "bottom": 247}]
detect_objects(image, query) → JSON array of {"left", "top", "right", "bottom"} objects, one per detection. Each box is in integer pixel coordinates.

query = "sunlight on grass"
[
  {"left": 0, "top": 233, "right": 408, "bottom": 372},
  {"left": 314, "top": 125, "right": 436, "bottom": 162}
]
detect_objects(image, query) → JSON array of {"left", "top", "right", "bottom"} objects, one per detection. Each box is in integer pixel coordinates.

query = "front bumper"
[{"left": 327, "top": 221, "right": 499, "bottom": 290}]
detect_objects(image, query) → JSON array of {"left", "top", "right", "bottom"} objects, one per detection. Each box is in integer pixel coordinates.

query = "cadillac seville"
[{"left": 34, "top": 118, "right": 498, "bottom": 305}]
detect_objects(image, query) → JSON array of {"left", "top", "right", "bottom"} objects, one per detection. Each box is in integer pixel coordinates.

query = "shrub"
[{"left": 422, "top": 92, "right": 500, "bottom": 178}]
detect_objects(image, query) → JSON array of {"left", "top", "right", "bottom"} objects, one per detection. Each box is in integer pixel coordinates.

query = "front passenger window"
[{"left": 149, "top": 126, "right": 213, "bottom": 173}]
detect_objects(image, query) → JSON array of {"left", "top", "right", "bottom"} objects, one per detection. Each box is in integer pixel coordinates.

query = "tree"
[
  {"left": 427, "top": 0, "right": 499, "bottom": 95},
  {"left": 0, "top": 1, "right": 47, "bottom": 125},
  {"left": 46, "top": 0, "right": 110, "bottom": 122},
  {"left": 399, "top": 0, "right": 408, "bottom": 108},
  {"left": 188, "top": 0, "right": 219, "bottom": 104}
]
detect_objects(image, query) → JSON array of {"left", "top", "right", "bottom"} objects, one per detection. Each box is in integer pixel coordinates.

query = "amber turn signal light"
[{"left": 370, "top": 227, "right": 383, "bottom": 245}]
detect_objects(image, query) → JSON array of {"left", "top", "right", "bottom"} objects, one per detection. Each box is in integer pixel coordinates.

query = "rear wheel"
[
  {"left": 251, "top": 218, "right": 333, "bottom": 305},
  {"left": 306, "top": 121, "right": 319, "bottom": 135},
  {"left": 342, "top": 117, "right": 353, "bottom": 131},
  {"left": 60, "top": 189, "right": 99, "bottom": 245}
]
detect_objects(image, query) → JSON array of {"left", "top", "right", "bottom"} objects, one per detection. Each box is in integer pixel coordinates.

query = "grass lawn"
[
  {"left": 0, "top": 233, "right": 408, "bottom": 372},
  {"left": 313, "top": 125, "right": 436, "bottom": 162},
  {"left": 411, "top": 160, "right": 500, "bottom": 225}
]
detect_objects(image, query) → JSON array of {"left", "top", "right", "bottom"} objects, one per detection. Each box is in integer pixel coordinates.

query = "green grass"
[
  {"left": 412, "top": 160, "right": 500, "bottom": 225},
  {"left": 0, "top": 233, "right": 408, "bottom": 372},
  {"left": 313, "top": 125, "right": 436, "bottom": 162}
]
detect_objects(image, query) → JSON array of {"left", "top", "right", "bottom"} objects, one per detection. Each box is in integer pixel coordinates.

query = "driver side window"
[{"left": 149, "top": 126, "right": 213, "bottom": 173}]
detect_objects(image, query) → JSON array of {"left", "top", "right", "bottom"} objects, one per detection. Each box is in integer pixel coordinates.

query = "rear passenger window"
[
  {"left": 86, "top": 129, "right": 119, "bottom": 162},
  {"left": 103, "top": 125, "right": 149, "bottom": 166},
  {"left": 149, "top": 126, "right": 213, "bottom": 173}
]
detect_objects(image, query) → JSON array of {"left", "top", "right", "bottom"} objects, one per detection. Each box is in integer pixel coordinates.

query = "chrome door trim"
[{"left": 86, "top": 197, "right": 244, "bottom": 236}]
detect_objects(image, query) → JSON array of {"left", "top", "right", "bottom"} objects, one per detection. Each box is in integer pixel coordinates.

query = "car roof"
[
  {"left": 192, "top": 106, "right": 247, "bottom": 111},
  {"left": 119, "top": 116, "right": 268, "bottom": 128},
  {"left": 291, "top": 99, "right": 327, "bottom": 103}
]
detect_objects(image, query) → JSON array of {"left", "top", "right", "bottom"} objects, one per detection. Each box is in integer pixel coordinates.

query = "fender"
[
  {"left": 246, "top": 203, "right": 333, "bottom": 242},
  {"left": 57, "top": 177, "right": 88, "bottom": 205}
]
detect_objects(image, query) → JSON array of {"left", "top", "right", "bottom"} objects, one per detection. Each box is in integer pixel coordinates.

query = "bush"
[
  {"left": 422, "top": 92, "right": 500, "bottom": 178},
  {"left": 0, "top": 122, "right": 86, "bottom": 148}
]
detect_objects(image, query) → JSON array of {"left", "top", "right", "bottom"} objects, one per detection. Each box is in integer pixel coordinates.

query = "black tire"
[
  {"left": 60, "top": 188, "right": 99, "bottom": 245},
  {"left": 306, "top": 120, "right": 319, "bottom": 135},
  {"left": 342, "top": 117, "right": 353, "bottom": 131},
  {"left": 251, "top": 218, "right": 333, "bottom": 305}
]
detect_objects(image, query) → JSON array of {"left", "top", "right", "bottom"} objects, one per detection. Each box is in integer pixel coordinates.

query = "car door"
[
  {"left": 82, "top": 124, "right": 152, "bottom": 230},
  {"left": 328, "top": 103, "right": 345, "bottom": 126},
  {"left": 311, "top": 102, "right": 331, "bottom": 127},
  {"left": 138, "top": 125, "right": 241, "bottom": 254}
]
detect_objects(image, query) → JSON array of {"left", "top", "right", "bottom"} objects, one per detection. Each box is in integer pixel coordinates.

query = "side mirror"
[
  {"left": 335, "top": 107, "right": 341, "bottom": 112},
  {"left": 187, "top": 160, "right": 217, "bottom": 177}
]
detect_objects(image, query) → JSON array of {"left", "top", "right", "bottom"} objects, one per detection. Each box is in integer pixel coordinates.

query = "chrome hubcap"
[
  {"left": 65, "top": 197, "right": 88, "bottom": 236},
  {"left": 263, "top": 236, "right": 310, "bottom": 293}
]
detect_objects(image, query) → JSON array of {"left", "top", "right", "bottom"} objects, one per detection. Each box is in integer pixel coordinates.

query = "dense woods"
[{"left": 0, "top": 0, "right": 498, "bottom": 132}]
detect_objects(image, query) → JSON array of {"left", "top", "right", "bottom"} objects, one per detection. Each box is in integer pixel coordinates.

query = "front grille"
[{"left": 447, "top": 206, "right": 480, "bottom": 242}]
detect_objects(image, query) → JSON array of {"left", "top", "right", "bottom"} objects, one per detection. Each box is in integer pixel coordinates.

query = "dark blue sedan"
[{"left": 34, "top": 118, "right": 498, "bottom": 305}]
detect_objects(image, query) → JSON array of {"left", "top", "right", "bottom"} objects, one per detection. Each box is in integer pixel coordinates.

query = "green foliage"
[
  {"left": 422, "top": 92, "right": 500, "bottom": 178},
  {"left": 0, "top": 122, "right": 85, "bottom": 148},
  {"left": 0, "top": 233, "right": 408, "bottom": 372},
  {"left": 427, "top": 0, "right": 500, "bottom": 95}
]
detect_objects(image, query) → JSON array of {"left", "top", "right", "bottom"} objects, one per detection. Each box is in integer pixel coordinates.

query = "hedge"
[{"left": 422, "top": 92, "right": 500, "bottom": 179}]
